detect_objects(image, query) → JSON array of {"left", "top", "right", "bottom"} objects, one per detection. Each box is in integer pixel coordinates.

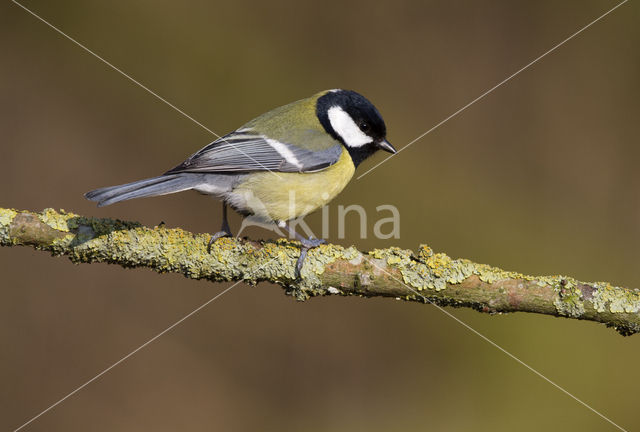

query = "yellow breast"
[{"left": 229, "top": 147, "right": 355, "bottom": 222}]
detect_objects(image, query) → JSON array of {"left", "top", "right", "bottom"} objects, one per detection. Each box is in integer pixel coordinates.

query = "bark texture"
[{"left": 2, "top": 207, "right": 639, "bottom": 335}]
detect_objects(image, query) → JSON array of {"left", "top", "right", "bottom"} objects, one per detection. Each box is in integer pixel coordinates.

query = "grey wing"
[{"left": 165, "top": 131, "right": 343, "bottom": 174}]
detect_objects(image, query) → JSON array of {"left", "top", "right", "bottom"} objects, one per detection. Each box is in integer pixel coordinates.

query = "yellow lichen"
[
  {"left": 39, "top": 208, "right": 73, "bottom": 232},
  {"left": 4, "top": 207, "right": 640, "bottom": 335},
  {"left": 552, "top": 277, "right": 586, "bottom": 317},
  {"left": 592, "top": 282, "right": 640, "bottom": 314},
  {"left": 0, "top": 208, "right": 17, "bottom": 243},
  {"left": 418, "top": 244, "right": 434, "bottom": 260}
]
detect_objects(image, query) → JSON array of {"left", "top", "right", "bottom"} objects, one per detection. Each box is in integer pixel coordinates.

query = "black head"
[{"left": 316, "top": 89, "right": 396, "bottom": 167}]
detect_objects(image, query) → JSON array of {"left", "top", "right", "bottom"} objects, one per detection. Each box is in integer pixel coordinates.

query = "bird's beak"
[{"left": 378, "top": 139, "right": 397, "bottom": 154}]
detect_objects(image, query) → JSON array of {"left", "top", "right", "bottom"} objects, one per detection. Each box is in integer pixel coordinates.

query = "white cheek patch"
[{"left": 327, "top": 106, "right": 372, "bottom": 147}]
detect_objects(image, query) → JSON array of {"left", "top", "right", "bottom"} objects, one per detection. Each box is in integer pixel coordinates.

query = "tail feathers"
[{"left": 85, "top": 174, "right": 199, "bottom": 207}]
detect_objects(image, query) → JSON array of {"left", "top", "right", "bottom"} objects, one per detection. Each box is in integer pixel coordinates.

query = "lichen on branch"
[{"left": 2, "top": 207, "right": 640, "bottom": 336}]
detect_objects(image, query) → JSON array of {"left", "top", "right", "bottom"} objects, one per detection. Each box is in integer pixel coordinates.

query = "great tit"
[{"left": 85, "top": 89, "right": 396, "bottom": 275}]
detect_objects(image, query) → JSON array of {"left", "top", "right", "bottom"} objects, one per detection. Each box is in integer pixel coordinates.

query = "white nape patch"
[
  {"left": 265, "top": 137, "right": 303, "bottom": 169},
  {"left": 327, "top": 106, "right": 372, "bottom": 147}
]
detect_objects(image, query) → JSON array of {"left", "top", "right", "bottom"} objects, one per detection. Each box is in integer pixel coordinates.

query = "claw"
[
  {"left": 207, "top": 203, "right": 233, "bottom": 253},
  {"left": 295, "top": 248, "right": 308, "bottom": 277},
  {"left": 295, "top": 237, "right": 326, "bottom": 278},
  {"left": 278, "top": 222, "right": 326, "bottom": 279},
  {"left": 207, "top": 230, "right": 232, "bottom": 252}
]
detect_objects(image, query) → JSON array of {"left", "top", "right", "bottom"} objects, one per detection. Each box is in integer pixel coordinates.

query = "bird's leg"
[
  {"left": 281, "top": 222, "right": 326, "bottom": 278},
  {"left": 208, "top": 203, "right": 232, "bottom": 252}
]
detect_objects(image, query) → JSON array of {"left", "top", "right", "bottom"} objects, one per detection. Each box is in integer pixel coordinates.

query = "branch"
[{"left": 2, "top": 207, "right": 639, "bottom": 336}]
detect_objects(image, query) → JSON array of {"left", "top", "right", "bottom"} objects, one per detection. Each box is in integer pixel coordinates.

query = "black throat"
[{"left": 342, "top": 146, "right": 379, "bottom": 168}]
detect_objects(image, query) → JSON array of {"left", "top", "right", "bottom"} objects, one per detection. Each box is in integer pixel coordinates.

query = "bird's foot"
[
  {"left": 296, "top": 237, "right": 326, "bottom": 278},
  {"left": 207, "top": 230, "right": 233, "bottom": 252}
]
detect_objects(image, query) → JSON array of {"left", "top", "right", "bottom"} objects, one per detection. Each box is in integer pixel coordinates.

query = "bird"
[{"left": 85, "top": 89, "right": 396, "bottom": 276}]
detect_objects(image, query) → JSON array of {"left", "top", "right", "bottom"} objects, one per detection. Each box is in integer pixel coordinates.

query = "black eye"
[{"left": 359, "top": 122, "right": 370, "bottom": 132}]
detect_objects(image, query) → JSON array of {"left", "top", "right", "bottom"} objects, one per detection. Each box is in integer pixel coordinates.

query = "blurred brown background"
[{"left": 2, "top": 1, "right": 639, "bottom": 431}]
